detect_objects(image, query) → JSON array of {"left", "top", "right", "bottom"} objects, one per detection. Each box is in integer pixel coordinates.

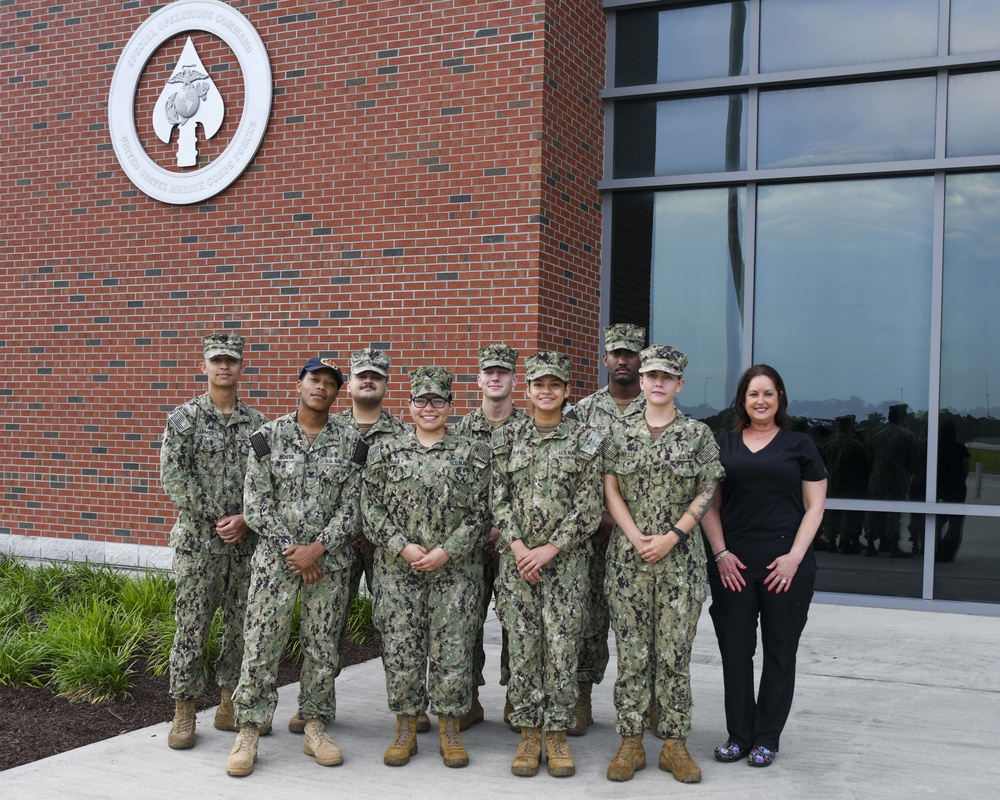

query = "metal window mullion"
[
  {"left": 743, "top": 183, "right": 757, "bottom": 369},
  {"left": 923, "top": 170, "right": 947, "bottom": 597}
]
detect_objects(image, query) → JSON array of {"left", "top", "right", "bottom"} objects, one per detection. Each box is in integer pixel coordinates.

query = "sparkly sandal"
[
  {"left": 714, "top": 741, "right": 746, "bottom": 762},
  {"left": 747, "top": 745, "right": 775, "bottom": 767}
]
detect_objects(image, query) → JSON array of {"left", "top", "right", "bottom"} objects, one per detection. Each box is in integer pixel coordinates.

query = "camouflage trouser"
[
  {"left": 233, "top": 540, "right": 351, "bottom": 727},
  {"left": 169, "top": 546, "right": 251, "bottom": 700},
  {"left": 472, "top": 553, "right": 510, "bottom": 687},
  {"left": 496, "top": 550, "right": 588, "bottom": 731},
  {"left": 375, "top": 555, "right": 481, "bottom": 717},
  {"left": 339, "top": 544, "right": 380, "bottom": 674},
  {"left": 606, "top": 562, "right": 702, "bottom": 738},
  {"left": 576, "top": 542, "right": 610, "bottom": 684}
]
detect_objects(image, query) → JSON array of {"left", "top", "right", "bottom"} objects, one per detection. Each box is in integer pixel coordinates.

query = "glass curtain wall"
[{"left": 604, "top": 0, "right": 1000, "bottom": 608}]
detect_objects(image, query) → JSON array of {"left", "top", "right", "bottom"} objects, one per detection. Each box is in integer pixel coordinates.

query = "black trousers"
[{"left": 707, "top": 571, "right": 814, "bottom": 751}]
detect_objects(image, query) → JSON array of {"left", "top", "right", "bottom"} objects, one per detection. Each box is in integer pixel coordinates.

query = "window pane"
[
  {"left": 760, "top": 0, "right": 938, "bottom": 73},
  {"left": 615, "top": 2, "right": 748, "bottom": 87},
  {"left": 759, "top": 78, "right": 936, "bottom": 169},
  {"left": 932, "top": 516, "right": 1000, "bottom": 603},
  {"left": 946, "top": 71, "right": 1000, "bottom": 157},
  {"left": 613, "top": 95, "right": 746, "bottom": 179},
  {"left": 941, "top": 172, "right": 1000, "bottom": 508},
  {"left": 814, "top": 512, "right": 923, "bottom": 598},
  {"left": 950, "top": 0, "right": 1000, "bottom": 55},
  {"left": 649, "top": 187, "right": 746, "bottom": 419},
  {"left": 755, "top": 178, "right": 934, "bottom": 507}
]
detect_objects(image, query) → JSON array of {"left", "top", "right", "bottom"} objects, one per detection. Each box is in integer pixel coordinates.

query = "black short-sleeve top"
[{"left": 712, "top": 429, "right": 827, "bottom": 578}]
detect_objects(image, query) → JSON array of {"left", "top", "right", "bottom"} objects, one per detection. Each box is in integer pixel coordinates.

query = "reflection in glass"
[
  {"left": 941, "top": 172, "right": 1000, "bottom": 508},
  {"left": 946, "top": 71, "right": 1000, "bottom": 157},
  {"left": 754, "top": 178, "right": 933, "bottom": 484},
  {"left": 950, "top": 0, "right": 1000, "bottom": 55},
  {"left": 813, "top": 512, "right": 923, "bottom": 598},
  {"left": 760, "top": 0, "right": 938, "bottom": 73},
  {"left": 649, "top": 187, "right": 745, "bottom": 419},
  {"left": 614, "top": 95, "right": 747, "bottom": 179},
  {"left": 758, "top": 78, "right": 936, "bottom": 169},
  {"left": 615, "top": 2, "right": 748, "bottom": 87},
  {"left": 655, "top": 95, "right": 747, "bottom": 175},
  {"left": 933, "top": 515, "right": 1000, "bottom": 603}
]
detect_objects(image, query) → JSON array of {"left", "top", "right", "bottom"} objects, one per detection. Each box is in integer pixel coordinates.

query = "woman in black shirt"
[{"left": 701, "top": 365, "right": 827, "bottom": 768}]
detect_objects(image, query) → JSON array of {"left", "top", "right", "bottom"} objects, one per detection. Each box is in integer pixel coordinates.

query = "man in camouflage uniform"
[
  {"left": 285, "top": 348, "right": 409, "bottom": 735},
  {"left": 602, "top": 345, "right": 723, "bottom": 783},
  {"left": 492, "top": 351, "right": 608, "bottom": 778},
  {"left": 568, "top": 323, "right": 646, "bottom": 736},
  {"left": 226, "top": 357, "right": 367, "bottom": 777},
  {"left": 823, "top": 414, "right": 869, "bottom": 554},
  {"left": 160, "top": 332, "right": 267, "bottom": 750},
  {"left": 452, "top": 344, "right": 526, "bottom": 730},
  {"left": 363, "top": 367, "right": 490, "bottom": 769},
  {"left": 866, "top": 403, "right": 917, "bottom": 558}
]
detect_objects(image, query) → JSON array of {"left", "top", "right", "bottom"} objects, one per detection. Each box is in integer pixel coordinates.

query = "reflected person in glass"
[{"left": 701, "top": 365, "right": 827, "bottom": 768}]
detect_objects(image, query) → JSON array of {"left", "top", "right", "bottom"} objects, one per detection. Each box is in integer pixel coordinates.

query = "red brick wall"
[{"left": 0, "top": 0, "right": 606, "bottom": 549}]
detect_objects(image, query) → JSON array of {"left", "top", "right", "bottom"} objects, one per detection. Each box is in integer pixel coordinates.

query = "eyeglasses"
[{"left": 411, "top": 396, "right": 448, "bottom": 409}]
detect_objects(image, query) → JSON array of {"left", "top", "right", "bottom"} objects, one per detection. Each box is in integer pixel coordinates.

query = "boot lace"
[{"left": 443, "top": 717, "right": 462, "bottom": 747}]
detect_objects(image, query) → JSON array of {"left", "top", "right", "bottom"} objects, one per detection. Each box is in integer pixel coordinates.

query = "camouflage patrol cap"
[
  {"left": 350, "top": 347, "right": 390, "bottom": 377},
  {"left": 524, "top": 351, "right": 571, "bottom": 382},
  {"left": 605, "top": 323, "right": 646, "bottom": 353},
  {"left": 478, "top": 344, "right": 518, "bottom": 371},
  {"left": 638, "top": 344, "right": 687, "bottom": 376},
  {"left": 299, "top": 357, "right": 344, "bottom": 387},
  {"left": 202, "top": 332, "right": 245, "bottom": 360},
  {"left": 409, "top": 367, "right": 453, "bottom": 398}
]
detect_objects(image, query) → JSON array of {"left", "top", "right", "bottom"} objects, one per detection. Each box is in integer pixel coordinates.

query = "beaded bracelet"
[{"left": 714, "top": 549, "right": 729, "bottom": 562}]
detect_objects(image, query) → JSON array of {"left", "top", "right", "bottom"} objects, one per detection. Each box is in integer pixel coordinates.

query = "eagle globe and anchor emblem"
[
  {"left": 108, "top": 0, "right": 272, "bottom": 204},
  {"left": 154, "top": 37, "right": 224, "bottom": 168}
]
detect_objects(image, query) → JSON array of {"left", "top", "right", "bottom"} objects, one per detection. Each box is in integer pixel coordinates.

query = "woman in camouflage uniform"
[
  {"left": 363, "top": 367, "right": 490, "bottom": 769},
  {"left": 603, "top": 345, "right": 723, "bottom": 783},
  {"left": 491, "top": 352, "right": 607, "bottom": 779}
]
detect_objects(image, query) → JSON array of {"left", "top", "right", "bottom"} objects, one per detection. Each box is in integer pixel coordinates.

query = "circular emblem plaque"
[{"left": 108, "top": 0, "right": 272, "bottom": 205}]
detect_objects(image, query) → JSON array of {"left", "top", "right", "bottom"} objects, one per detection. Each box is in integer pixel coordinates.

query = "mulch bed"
[{"left": 0, "top": 637, "right": 381, "bottom": 772}]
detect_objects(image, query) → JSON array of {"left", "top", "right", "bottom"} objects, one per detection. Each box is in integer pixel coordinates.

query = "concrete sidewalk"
[{"left": 2, "top": 603, "right": 997, "bottom": 799}]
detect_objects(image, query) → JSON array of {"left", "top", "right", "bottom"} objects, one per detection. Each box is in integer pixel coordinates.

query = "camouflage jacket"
[
  {"left": 605, "top": 411, "right": 724, "bottom": 577},
  {"left": 363, "top": 429, "right": 491, "bottom": 562},
  {"left": 451, "top": 404, "right": 527, "bottom": 442},
  {"left": 160, "top": 393, "right": 267, "bottom": 554},
  {"left": 243, "top": 412, "right": 367, "bottom": 572},
  {"left": 336, "top": 408, "right": 409, "bottom": 442},
  {"left": 570, "top": 386, "right": 646, "bottom": 436},
  {"left": 491, "top": 416, "right": 608, "bottom": 553}
]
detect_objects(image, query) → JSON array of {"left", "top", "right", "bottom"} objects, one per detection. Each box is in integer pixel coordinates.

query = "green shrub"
[
  {"left": 0, "top": 627, "right": 45, "bottom": 687},
  {"left": 39, "top": 598, "right": 145, "bottom": 703},
  {"left": 345, "top": 590, "right": 377, "bottom": 645}
]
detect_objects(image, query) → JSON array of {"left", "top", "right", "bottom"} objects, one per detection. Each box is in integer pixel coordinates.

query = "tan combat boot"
[
  {"left": 226, "top": 725, "right": 259, "bottom": 777},
  {"left": 168, "top": 699, "right": 197, "bottom": 749},
  {"left": 384, "top": 715, "right": 418, "bottom": 766},
  {"left": 568, "top": 681, "right": 593, "bottom": 736},
  {"left": 459, "top": 687, "right": 485, "bottom": 731},
  {"left": 545, "top": 730, "right": 575, "bottom": 777},
  {"left": 607, "top": 734, "right": 646, "bottom": 781},
  {"left": 511, "top": 726, "right": 542, "bottom": 777},
  {"left": 302, "top": 719, "right": 344, "bottom": 766},
  {"left": 659, "top": 737, "right": 702, "bottom": 783},
  {"left": 214, "top": 688, "right": 237, "bottom": 732},
  {"left": 416, "top": 710, "right": 431, "bottom": 733},
  {"left": 438, "top": 715, "right": 469, "bottom": 768},
  {"left": 288, "top": 712, "right": 306, "bottom": 733}
]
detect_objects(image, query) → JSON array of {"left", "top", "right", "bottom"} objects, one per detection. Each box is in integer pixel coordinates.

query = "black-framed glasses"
[{"left": 411, "top": 396, "right": 448, "bottom": 409}]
